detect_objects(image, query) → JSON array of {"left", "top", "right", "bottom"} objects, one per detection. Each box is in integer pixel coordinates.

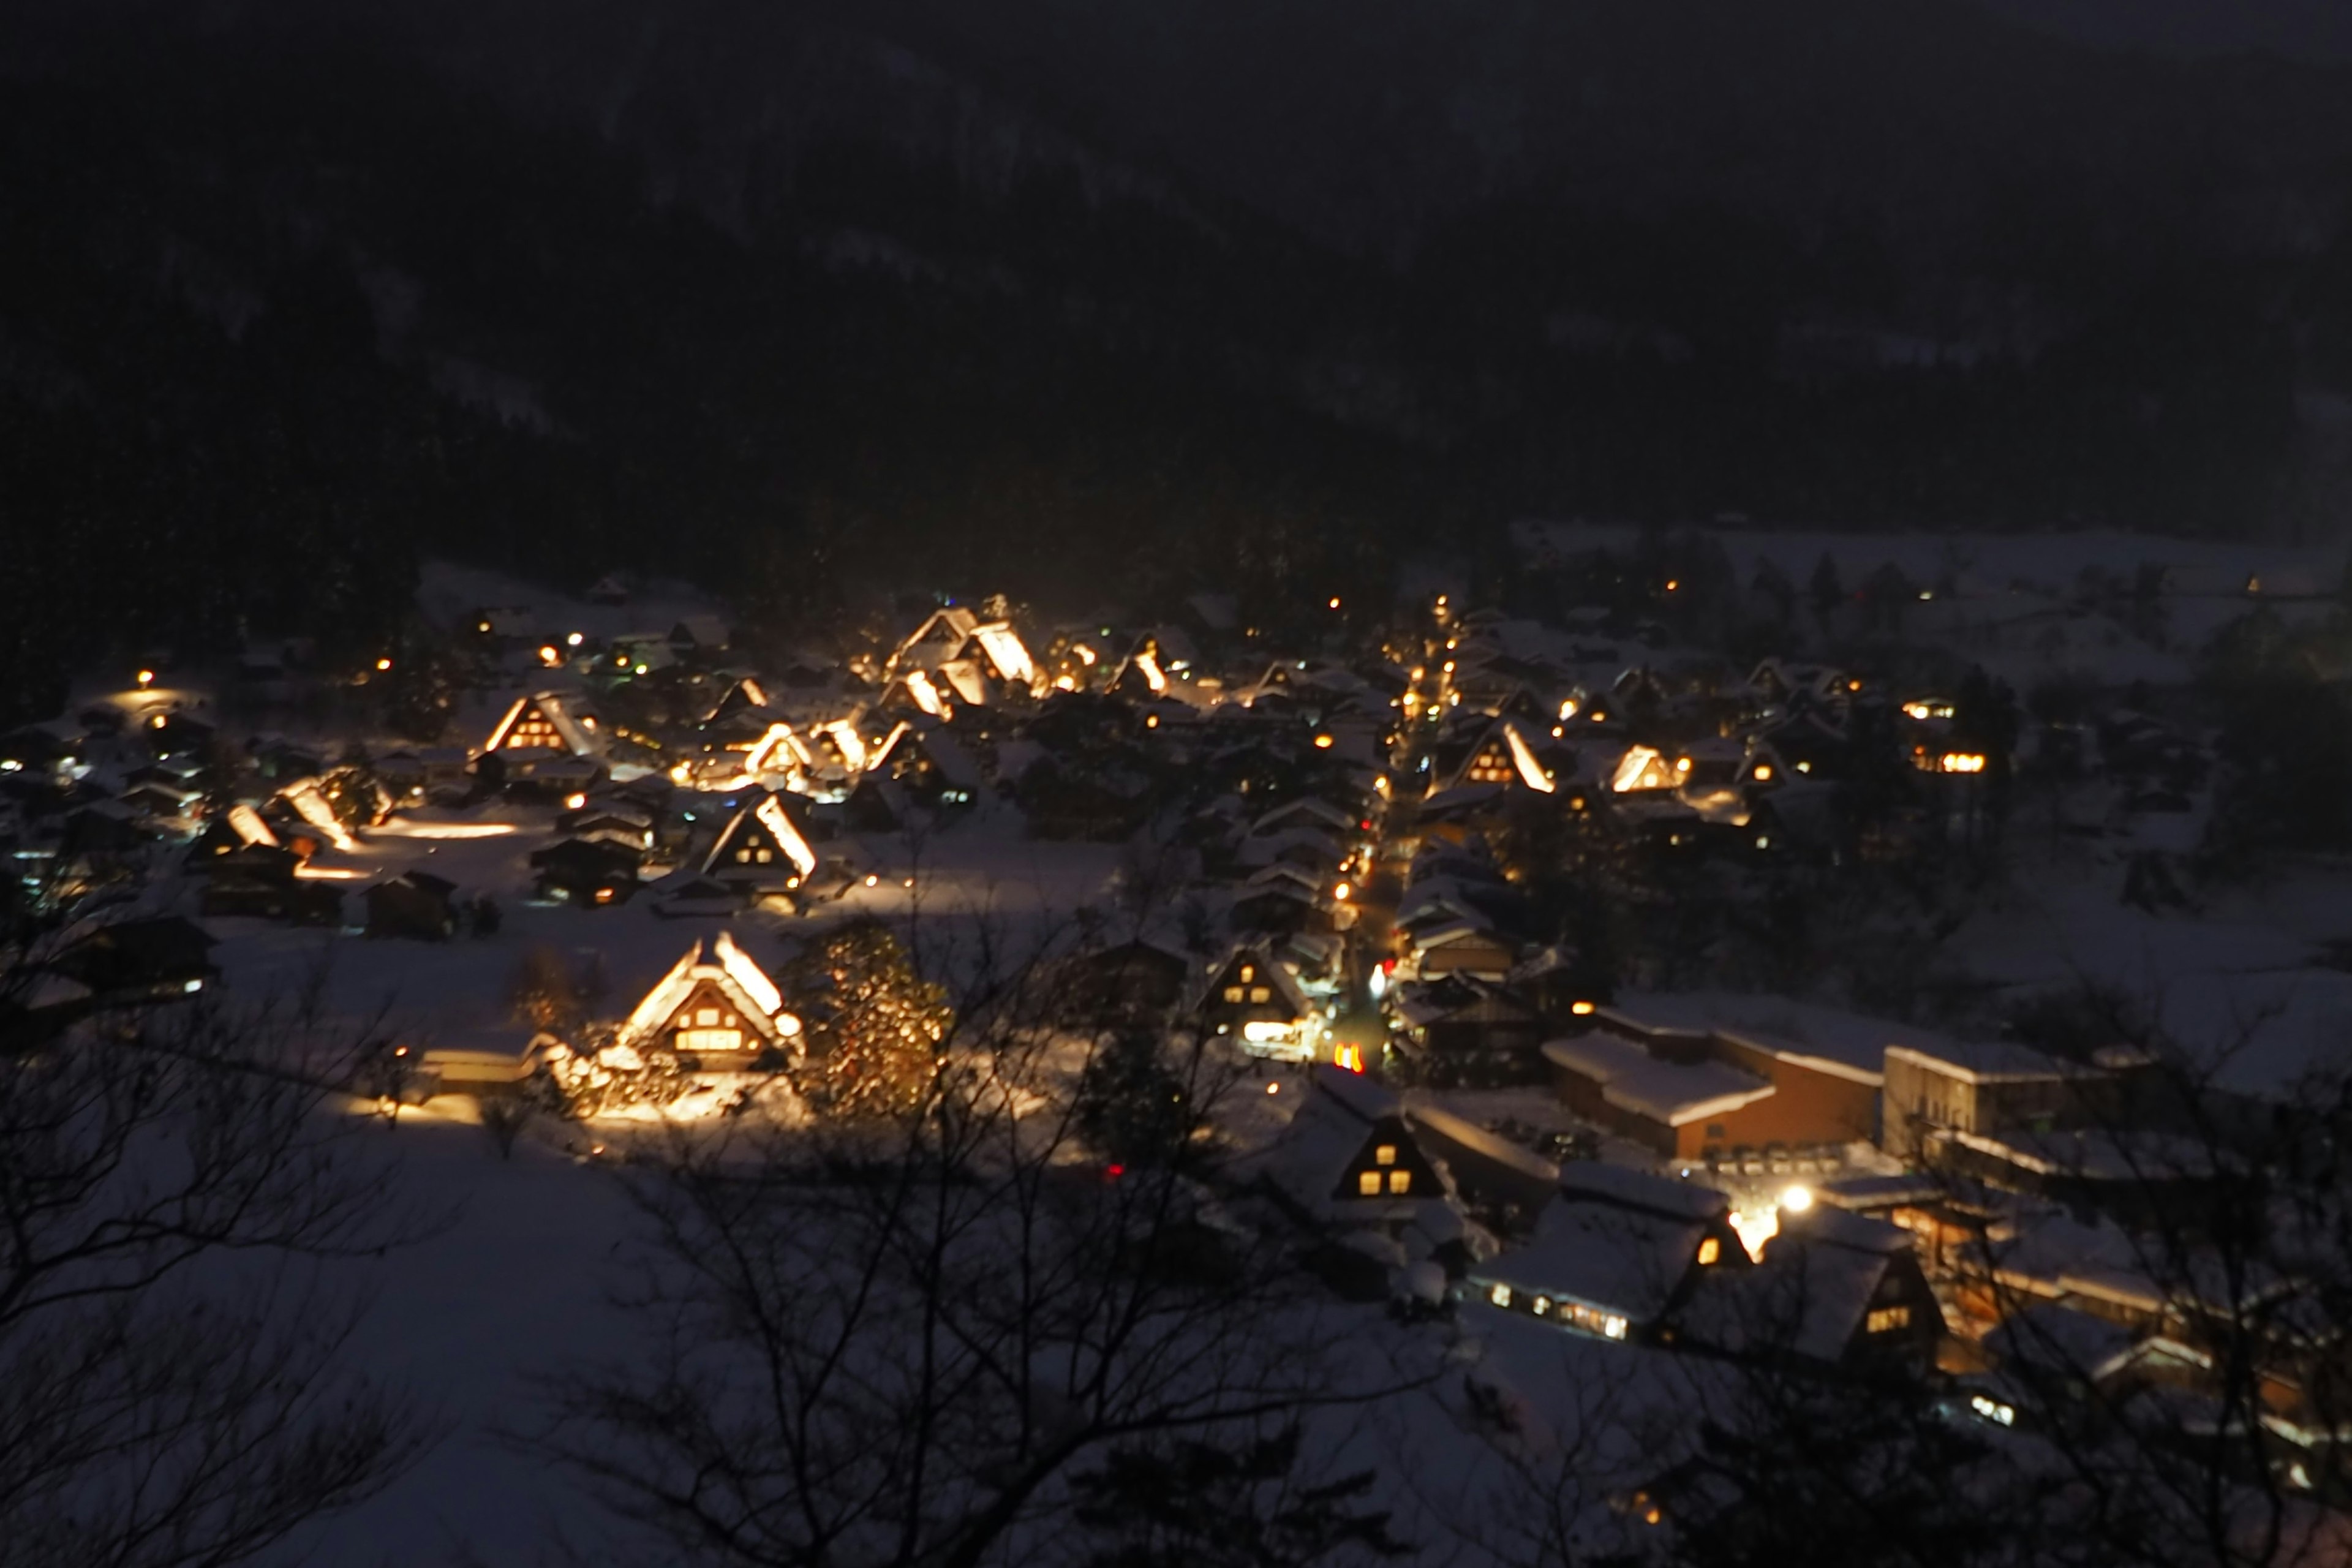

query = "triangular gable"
[
  {"left": 1200, "top": 944, "right": 1315, "bottom": 1019},
  {"left": 619, "top": 932, "right": 792, "bottom": 1052},
  {"left": 1332, "top": 1113, "right": 1447, "bottom": 1203},
  {"left": 484, "top": 690, "right": 598, "bottom": 756},
  {"left": 894, "top": 608, "right": 982, "bottom": 672},
  {"left": 701, "top": 791, "right": 819, "bottom": 880}
]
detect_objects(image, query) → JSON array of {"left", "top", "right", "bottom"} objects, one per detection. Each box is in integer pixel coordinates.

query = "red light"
[
  {"left": 1360, "top": 819, "right": 1373, "bottom": 831},
  {"left": 1105, "top": 1163, "right": 1126, "bottom": 1180}
]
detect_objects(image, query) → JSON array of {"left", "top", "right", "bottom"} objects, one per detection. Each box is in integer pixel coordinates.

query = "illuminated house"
[
  {"left": 482, "top": 690, "right": 603, "bottom": 758},
  {"left": 1193, "top": 944, "right": 1322, "bottom": 1059},
  {"left": 1441, "top": 718, "right": 1557, "bottom": 796},
  {"left": 1468, "top": 1161, "right": 1749, "bottom": 1344},
  {"left": 864, "top": 720, "right": 984, "bottom": 810},
  {"left": 697, "top": 790, "right": 819, "bottom": 903},
  {"left": 1679, "top": 1204, "right": 1943, "bottom": 1369},
  {"left": 888, "top": 608, "right": 1041, "bottom": 704},
  {"left": 1259, "top": 1066, "right": 1455, "bottom": 1229},
  {"left": 617, "top": 932, "right": 800, "bottom": 1067}
]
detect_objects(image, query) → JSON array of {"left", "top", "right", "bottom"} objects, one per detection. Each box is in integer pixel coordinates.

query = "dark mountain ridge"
[{"left": 2, "top": 0, "right": 2350, "bottom": 720}]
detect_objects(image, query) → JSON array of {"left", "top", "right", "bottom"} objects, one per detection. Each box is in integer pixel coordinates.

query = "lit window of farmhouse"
[
  {"left": 1387, "top": 1170, "right": 1411, "bottom": 1194},
  {"left": 1375, "top": 1145, "right": 1396, "bottom": 1166},
  {"left": 1358, "top": 1171, "right": 1382, "bottom": 1196},
  {"left": 1223, "top": 986, "right": 1245, "bottom": 1003},
  {"left": 1697, "top": 1237, "right": 1721, "bottom": 1265},
  {"left": 696, "top": 1008, "right": 719, "bottom": 1027},
  {"left": 1249, "top": 986, "right": 1271, "bottom": 1003},
  {"left": 1867, "top": 1306, "right": 1912, "bottom": 1333}
]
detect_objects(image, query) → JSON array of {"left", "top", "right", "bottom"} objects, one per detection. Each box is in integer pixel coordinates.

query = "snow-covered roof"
[
  {"left": 1543, "top": 1033, "right": 1777, "bottom": 1128},
  {"left": 619, "top": 932, "right": 792, "bottom": 1047}
]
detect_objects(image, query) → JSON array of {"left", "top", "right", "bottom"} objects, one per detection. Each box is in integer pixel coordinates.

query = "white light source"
[{"left": 1779, "top": 1185, "right": 1814, "bottom": 1213}]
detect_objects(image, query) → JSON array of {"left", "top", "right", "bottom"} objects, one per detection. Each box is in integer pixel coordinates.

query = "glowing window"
[
  {"left": 1375, "top": 1145, "right": 1396, "bottom": 1166},
  {"left": 696, "top": 1008, "right": 719, "bottom": 1027},
  {"left": 755, "top": 848, "right": 773, "bottom": 863},
  {"left": 1697, "top": 1237, "right": 1721, "bottom": 1266},
  {"left": 676, "top": 1028, "right": 744, "bottom": 1055},
  {"left": 1532, "top": 1297, "right": 1551, "bottom": 1316},
  {"left": 1239, "top": 965, "right": 1255, "bottom": 982},
  {"left": 1867, "top": 1306, "right": 1912, "bottom": 1334},
  {"left": 1488, "top": 1283, "right": 1512, "bottom": 1308},
  {"left": 1388, "top": 1170, "right": 1411, "bottom": 1194},
  {"left": 1249, "top": 987, "right": 1271, "bottom": 1003},
  {"left": 1223, "top": 986, "right": 1245, "bottom": 1003},
  {"left": 1357, "top": 1171, "right": 1382, "bottom": 1196},
  {"left": 736, "top": 848, "right": 752, "bottom": 862}
]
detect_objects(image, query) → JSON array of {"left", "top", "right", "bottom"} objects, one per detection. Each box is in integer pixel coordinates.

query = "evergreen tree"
[
  {"left": 1069, "top": 1425, "right": 1407, "bottom": 1568},
  {"left": 785, "top": 920, "right": 952, "bottom": 1118},
  {"left": 1808, "top": 551, "right": 1846, "bottom": 625},
  {"left": 1074, "top": 1027, "right": 1193, "bottom": 1170}
]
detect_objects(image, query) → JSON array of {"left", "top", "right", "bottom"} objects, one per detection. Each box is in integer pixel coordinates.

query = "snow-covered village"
[
  {"left": 13, "top": 522, "right": 2352, "bottom": 1565},
  {"left": 24, "top": 5, "right": 2352, "bottom": 1566}
]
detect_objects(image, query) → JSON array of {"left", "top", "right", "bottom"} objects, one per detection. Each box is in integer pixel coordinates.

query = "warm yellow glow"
[
  {"left": 1675, "top": 756, "right": 1692, "bottom": 772},
  {"left": 1145, "top": 714, "right": 1159, "bottom": 729},
  {"left": 137, "top": 669, "right": 154, "bottom": 687},
  {"left": 1665, "top": 578, "right": 1679, "bottom": 592},
  {"left": 1328, "top": 596, "right": 1342, "bottom": 609},
  {"left": 1134, "top": 647, "right": 1167, "bottom": 693},
  {"left": 373, "top": 821, "right": 518, "bottom": 840},
  {"left": 864, "top": 874, "right": 880, "bottom": 888},
  {"left": 1570, "top": 1000, "right": 1596, "bottom": 1016},
  {"left": 1697, "top": 1237, "right": 1721, "bottom": 1265},
  {"left": 1332, "top": 881, "right": 1351, "bottom": 901},
  {"left": 1314, "top": 733, "right": 1335, "bottom": 749},
  {"left": 1074, "top": 643, "right": 1096, "bottom": 666},
  {"left": 293, "top": 865, "right": 366, "bottom": 880},
  {"left": 1779, "top": 1184, "right": 1814, "bottom": 1213},
  {"left": 540, "top": 646, "right": 560, "bottom": 665},
  {"left": 1752, "top": 763, "right": 1773, "bottom": 781},
  {"left": 1265, "top": 1082, "right": 1281, "bottom": 1095},
  {"left": 1940, "top": 752, "right": 1987, "bottom": 774},
  {"left": 375, "top": 657, "right": 393, "bottom": 671},
  {"left": 564, "top": 792, "right": 587, "bottom": 810},
  {"left": 1728, "top": 1208, "right": 1779, "bottom": 1260},
  {"left": 1903, "top": 701, "right": 1932, "bottom": 721},
  {"left": 478, "top": 620, "right": 492, "bottom": 633},
  {"left": 567, "top": 631, "right": 584, "bottom": 646},
  {"left": 1054, "top": 675, "right": 1077, "bottom": 692},
  {"left": 1333, "top": 1042, "right": 1365, "bottom": 1073}
]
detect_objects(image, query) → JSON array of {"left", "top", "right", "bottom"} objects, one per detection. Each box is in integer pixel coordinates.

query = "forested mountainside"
[{"left": 6, "top": 0, "right": 2352, "bottom": 720}]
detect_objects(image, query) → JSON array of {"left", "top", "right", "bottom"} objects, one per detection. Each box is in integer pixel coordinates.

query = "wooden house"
[
  {"left": 1679, "top": 1204, "right": 1944, "bottom": 1369},
  {"left": 481, "top": 690, "right": 603, "bottom": 758},
  {"left": 529, "top": 836, "right": 643, "bottom": 906},
  {"left": 1387, "top": 973, "right": 1548, "bottom": 1087},
  {"left": 364, "top": 872, "right": 461, "bottom": 941},
  {"left": 617, "top": 932, "right": 799, "bottom": 1068},
  {"left": 195, "top": 844, "right": 341, "bottom": 924},
  {"left": 53, "top": 916, "right": 217, "bottom": 1005},
  {"left": 1468, "top": 1163, "right": 1750, "bottom": 1344},
  {"left": 697, "top": 790, "right": 819, "bottom": 903},
  {"left": 1440, "top": 718, "right": 1558, "bottom": 797},
  {"left": 1258, "top": 1066, "right": 1457, "bottom": 1227},
  {"left": 1052, "top": 936, "right": 1196, "bottom": 1027},
  {"left": 1193, "top": 944, "right": 1323, "bottom": 1059},
  {"left": 668, "top": 616, "right": 732, "bottom": 659}
]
